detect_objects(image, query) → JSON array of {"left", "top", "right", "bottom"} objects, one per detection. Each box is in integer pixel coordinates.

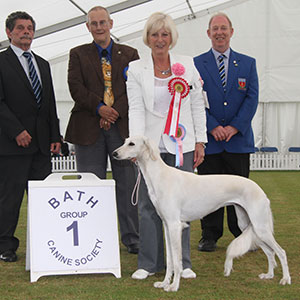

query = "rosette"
[
  {"left": 164, "top": 76, "right": 189, "bottom": 138},
  {"left": 168, "top": 77, "right": 190, "bottom": 98}
]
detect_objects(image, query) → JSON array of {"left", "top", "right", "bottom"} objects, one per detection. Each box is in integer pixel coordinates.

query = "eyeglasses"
[{"left": 89, "top": 20, "right": 110, "bottom": 28}]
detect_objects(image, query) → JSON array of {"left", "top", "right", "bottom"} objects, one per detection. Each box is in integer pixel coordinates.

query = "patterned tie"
[
  {"left": 23, "top": 52, "right": 42, "bottom": 107},
  {"left": 218, "top": 54, "right": 226, "bottom": 90},
  {"left": 101, "top": 49, "right": 114, "bottom": 107}
]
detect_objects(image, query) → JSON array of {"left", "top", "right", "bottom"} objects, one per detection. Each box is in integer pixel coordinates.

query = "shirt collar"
[
  {"left": 10, "top": 44, "right": 32, "bottom": 58},
  {"left": 212, "top": 47, "right": 231, "bottom": 61},
  {"left": 94, "top": 39, "right": 113, "bottom": 59}
]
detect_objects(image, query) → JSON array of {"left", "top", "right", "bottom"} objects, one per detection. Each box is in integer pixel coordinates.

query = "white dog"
[{"left": 113, "top": 136, "right": 291, "bottom": 292}]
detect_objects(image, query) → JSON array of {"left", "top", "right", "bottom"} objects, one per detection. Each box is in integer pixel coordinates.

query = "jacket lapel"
[
  {"left": 203, "top": 50, "right": 225, "bottom": 94},
  {"left": 142, "top": 53, "right": 155, "bottom": 112},
  {"left": 225, "top": 50, "right": 239, "bottom": 95},
  {"left": 111, "top": 43, "right": 122, "bottom": 84},
  {"left": 6, "top": 47, "right": 34, "bottom": 95},
  {"left": 33, "top": 53, "right": 46, "bottom": 107},
  {"left": 87, "top": 43, "right": 103, "bottom": 83}
]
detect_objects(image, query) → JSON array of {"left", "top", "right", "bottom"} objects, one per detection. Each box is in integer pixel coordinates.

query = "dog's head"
[{"left": 113, "top": 135, "right": 158, "bottom": 161}]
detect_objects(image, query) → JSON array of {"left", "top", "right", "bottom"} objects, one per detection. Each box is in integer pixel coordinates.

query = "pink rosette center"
[{"left": 171, "top": 63, "right": 185, "bottom": 77}]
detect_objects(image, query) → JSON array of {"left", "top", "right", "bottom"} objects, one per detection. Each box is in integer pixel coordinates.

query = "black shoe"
[
  {"left": 198, "top": 239, "right": 217, "bottom": 252},
  {"left": 0, "top": 250, "right": 18, "bottom": 262},
  {"left": 127, "top": 244, "right": 139, "bottom": 254}
]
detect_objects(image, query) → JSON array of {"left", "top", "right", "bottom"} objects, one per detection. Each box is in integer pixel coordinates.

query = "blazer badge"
[{"left": 238, "top": 78, "right": 246, "bottom": 90}]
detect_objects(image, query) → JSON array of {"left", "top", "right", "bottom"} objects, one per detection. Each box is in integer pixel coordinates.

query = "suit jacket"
[
  {"left": 194, "top": 49, "right": 258, "bottom": 154},
  {"left": 127, "top": 53, "right": 207, "bottom": 154},
  {"left": 0, "top": 47, "right": 61, "bottom": 156},
  {"left": 65, "top": 42, "right": 139, "bottom": 145}
]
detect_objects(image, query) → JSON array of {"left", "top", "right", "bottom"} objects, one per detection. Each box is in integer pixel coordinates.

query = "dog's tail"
[
  {"left": 228, "top": 225, "right": 257, "bottom": 257},
  {"left": 224, "top": 225, "right": 258, "bottom": 276}
]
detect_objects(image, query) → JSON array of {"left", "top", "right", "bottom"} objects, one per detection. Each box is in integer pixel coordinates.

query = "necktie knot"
[
  {"left": 23, "top": 51, "right": 32, "bottom": 59},
  {"left": 218, "top": 54, "right": 225, "bottom": 62},
  {"left": 102, "top": 49, "right": 108, "bottom": 58}
]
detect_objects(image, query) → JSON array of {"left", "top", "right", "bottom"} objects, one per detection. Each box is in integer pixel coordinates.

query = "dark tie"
[
  {"left": 23, "top": 51, "right": 42, "bottom": 107},
  {"left": 218, "top": 54, "right": 226, "bottom": 90},
  {"left": 101, "top": 49, "right": 114, "bottom": 107}
]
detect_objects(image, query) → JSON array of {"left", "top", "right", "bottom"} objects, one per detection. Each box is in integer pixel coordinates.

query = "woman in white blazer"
[{"left": 127, "top": 12, "right": 207, "bottom": 280}]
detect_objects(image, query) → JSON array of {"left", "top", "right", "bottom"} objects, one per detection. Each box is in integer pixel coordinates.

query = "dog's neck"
[{"left": 136, "top": 151, "right": 167, "bottom": 210}]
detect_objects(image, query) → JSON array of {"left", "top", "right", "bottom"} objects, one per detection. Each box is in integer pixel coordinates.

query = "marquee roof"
[{"left": 0, "top": 0, "right": 241, "bottom": 60}]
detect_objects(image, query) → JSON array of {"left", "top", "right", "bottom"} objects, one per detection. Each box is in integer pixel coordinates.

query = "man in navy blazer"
[
  {"left": 194, "top": 12, "right": 258, "bottom": 252},
  {"left": 0, "top": 11, "right": 61, "bottom": 262}
]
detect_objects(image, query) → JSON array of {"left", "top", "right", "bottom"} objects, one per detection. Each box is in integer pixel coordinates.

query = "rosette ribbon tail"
[
  {"left": 164, "top": 91, "right": 182, "bottom": 137},
  {"left": 175, "top": 137, "right": 184, "bottom": 167}
]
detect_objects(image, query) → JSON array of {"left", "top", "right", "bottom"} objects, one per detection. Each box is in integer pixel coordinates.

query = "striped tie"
[
  {"left": 218, "top": 54, "right": 226, "bottom": 90},
  {"left": 23, "top": 52, "right": 42, "bottom": 107}
]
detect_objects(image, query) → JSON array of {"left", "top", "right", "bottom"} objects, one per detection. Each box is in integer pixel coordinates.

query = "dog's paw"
[
  {"left": 279, "top": 276, "right": 291, "bottom": 285},
  {"left": 154, "top": 281, "right": 167, "bottom": 289},
  {"left": 259, "top": 273, "right": 274, "bottom": 280},
  {"left": 164, "top": 283, "right": 179, "bottom": 292},
  {"left": 224, "top": 268, "right": 231, "bottom": 277}
]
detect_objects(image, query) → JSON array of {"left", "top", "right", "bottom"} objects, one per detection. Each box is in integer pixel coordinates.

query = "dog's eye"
[{"left": 129, "top": 142, "right": 135, "bottom": 146}]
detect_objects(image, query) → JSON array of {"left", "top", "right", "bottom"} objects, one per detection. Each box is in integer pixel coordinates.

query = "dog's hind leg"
[
  {"left": 257, "top": 242, "right": 277, "bottom": 280},
  {"left": 255, "top": 231, "right": 291, "bottom": 285},
  {"left": 154, "top": 221, "right": 174, "bottom": 290}
]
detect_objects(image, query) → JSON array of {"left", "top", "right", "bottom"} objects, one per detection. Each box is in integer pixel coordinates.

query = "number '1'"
[{"left": 67, "top": 221, "right": 79, "bottom": 246}]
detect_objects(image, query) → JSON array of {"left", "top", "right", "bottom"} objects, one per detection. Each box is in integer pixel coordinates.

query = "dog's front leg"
[
  {"left": 157, "top": 221, "right": 183, "bottom": 292},
  {"left": 154, "top": 221, "right": 173, "bottom": 290}
]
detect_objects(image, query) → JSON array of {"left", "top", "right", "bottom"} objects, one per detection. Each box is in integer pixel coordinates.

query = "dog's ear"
[{"left": 143, "top": 137, "right": 157, "bottom": 161}]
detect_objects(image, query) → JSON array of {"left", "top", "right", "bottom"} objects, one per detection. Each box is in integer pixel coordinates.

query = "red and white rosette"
[{"left": 164, "top": 67, "right": 190, "bottom": 138}]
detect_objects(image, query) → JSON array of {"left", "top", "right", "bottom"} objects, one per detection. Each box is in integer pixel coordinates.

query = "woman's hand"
[{"left": 193, "top": 142, "right": 205, "bottom": 169}]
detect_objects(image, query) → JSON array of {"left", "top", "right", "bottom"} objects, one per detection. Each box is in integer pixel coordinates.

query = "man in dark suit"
[
  {"left": 65, "top": 6, "right": 139, "bottom": 254},
  {"left": 0, "top": 11, "right": 61, "bottom": 262},
  {"left": 194, "top": 12, "right": 258, "bottom": 252}
]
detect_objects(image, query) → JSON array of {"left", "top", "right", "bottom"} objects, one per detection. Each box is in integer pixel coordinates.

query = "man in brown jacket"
[{"left": 65, "top": 6, "right": 139, "bottom": 254}]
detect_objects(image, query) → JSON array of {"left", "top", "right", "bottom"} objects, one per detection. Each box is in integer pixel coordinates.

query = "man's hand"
[
  {"left": 224, "top": 125, "right": 238, "bottom": 142},
  {"left": 98, "top": 106, "right": 119, "bottom": 124},
  {"left": 211, "top": 126, "right": 227, "bottom": 141},
  {"left": 16, "top": 130, "right": 32, "bottom": 148},
  {"left": 100, "top": 118, "right": 111, "bottom": 130},
  {"left": 51, "top": 142, "right": 61, "bottom": 155}
]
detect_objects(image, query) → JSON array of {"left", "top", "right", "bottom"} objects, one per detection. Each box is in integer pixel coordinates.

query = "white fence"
[
  {"left": 250, "top": 152, "right": 300, "bottom": 170},
  {"left": 52, "top": 153, "right": 300, "bottom": 173},
  {"left": 51, "top": 155, "right": 77, "bottom": 172}
]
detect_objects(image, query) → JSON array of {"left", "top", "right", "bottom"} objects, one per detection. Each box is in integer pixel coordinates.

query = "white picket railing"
[
  {"left": 250, "top": 152, "right": 300, "bottom": 170},
  {"left": 51, "top": 155, "right": 77, "bottom": 172},
  {"left": 51, "top": 153, "right": 300, "bottom": 173}
]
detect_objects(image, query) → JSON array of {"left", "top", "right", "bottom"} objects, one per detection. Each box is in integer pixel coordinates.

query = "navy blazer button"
[{"left": 224, "top": 102, "right": 228, "bottom": 106}]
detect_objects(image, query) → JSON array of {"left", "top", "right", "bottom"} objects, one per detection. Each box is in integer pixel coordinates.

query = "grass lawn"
[{"left": 0, "top": 171, "right": 299, "bottom": 299}]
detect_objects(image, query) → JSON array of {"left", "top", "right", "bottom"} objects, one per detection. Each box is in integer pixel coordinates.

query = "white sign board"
[{"left": 26, "top": 173, "right": 121, "bottom": 282}]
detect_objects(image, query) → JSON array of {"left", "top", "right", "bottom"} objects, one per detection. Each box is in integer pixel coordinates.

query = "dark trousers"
[
  {"left": 0, "top": 151, "right": 51, "bottom": 253},
  {"left": 75, "top": 124, "right": 139, "bottom": 247},
  {"left": 197, "top": 151, "right": 250, "bottom": 241}
]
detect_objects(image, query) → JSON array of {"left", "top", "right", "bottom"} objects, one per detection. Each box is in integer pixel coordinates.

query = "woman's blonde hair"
[{"left": 143, "top": 12, "right": 178, "bottom": 49}]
